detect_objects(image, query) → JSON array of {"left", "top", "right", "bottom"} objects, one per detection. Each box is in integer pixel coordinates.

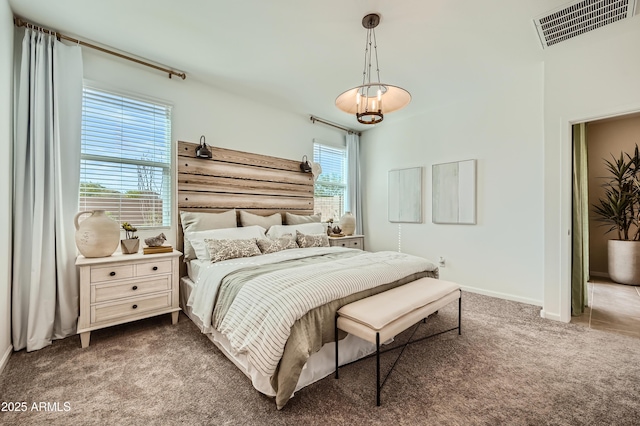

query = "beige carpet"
[{"left": 1, "top": 292, "right": 639, "bottom": 425}]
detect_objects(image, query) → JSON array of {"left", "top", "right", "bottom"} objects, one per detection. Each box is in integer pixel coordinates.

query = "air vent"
[{"left": 534, "top": 0, "right": 637, "bottom": 48}]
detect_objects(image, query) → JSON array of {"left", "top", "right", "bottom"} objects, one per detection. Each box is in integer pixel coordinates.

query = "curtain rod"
[
  {"left": 309, "top": 115, "right": 361, "bottom": 136},
  {"left": 14, "top": 17, "right": 186, "bottom": 80}
]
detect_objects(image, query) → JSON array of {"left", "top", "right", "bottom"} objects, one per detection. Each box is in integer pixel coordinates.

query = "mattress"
[
  {"left": 179, "top": 276, "right": 376, "bottom": 398},
  {"left": 186, "top": 258, "right": 210, "bottom": 283}
]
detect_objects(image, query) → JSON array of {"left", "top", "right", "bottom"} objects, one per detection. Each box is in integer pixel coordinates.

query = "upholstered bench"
[{"left": 334, "top": 277, "right": 461, "bottom": 406}]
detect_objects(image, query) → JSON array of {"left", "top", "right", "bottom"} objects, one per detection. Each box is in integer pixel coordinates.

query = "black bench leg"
[
  {"left": 335, "top": 314, "right": 339, "bottom": 379},
  {"left": 376, "top": 332, "right": 380, "bottom": 406},
  {"left": 458, "top": 291, "right": 462, "bottom": 335}
]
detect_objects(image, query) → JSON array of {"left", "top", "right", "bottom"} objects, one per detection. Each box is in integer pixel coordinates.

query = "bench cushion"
[{"left": 337, "top": 277, "right": 460, "bottom": 331}]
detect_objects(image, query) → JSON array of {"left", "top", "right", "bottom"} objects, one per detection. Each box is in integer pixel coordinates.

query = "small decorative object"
[
  {"left": 145, "top": 233, "right": 167, "bottom": 247},
  {"left": 331, "top": 225, "right": 344, "bottom": 237},
  {"left": 74, "top": 210, "right": 120, "bottom": 258},
  {"left": 196, "top": 135, "right": 212, "bottom": 159},
  {"left": 300, "top": 155, "right": 312, "bottom": 173},
  {"left": 120, "top": 222, "right": 139, "bottom": 254},
  {"left": 311, "top": 161, "right": 322, "bottom": 181},
  {"left": 340, "top": 211, "right": 356, "bottom": 236},
  {"left": 326, "top": 218, "right": 334, "bottom": 236}
]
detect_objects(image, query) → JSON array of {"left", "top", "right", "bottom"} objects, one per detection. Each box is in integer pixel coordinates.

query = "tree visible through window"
[
  {"left": 313, "top": 142, "right": 347, "bottom": 222},
  {"left": 79, "top": 87, "right": 172, "bottom": 228}
]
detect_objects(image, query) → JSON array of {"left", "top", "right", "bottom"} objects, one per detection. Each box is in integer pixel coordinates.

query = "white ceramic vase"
[
  {"left": 608, "top": 239, "right": 640, "bottom": 285},
  {"left": 340, "top": 211, "right": 356, "bottom": 236},
  {"left": 74, "top": 210, "right": 120, "bottom": 258}
]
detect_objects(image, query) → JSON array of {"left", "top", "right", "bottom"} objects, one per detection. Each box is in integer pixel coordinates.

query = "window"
[
  {"left": 79, "top": 87, "right": 172, "bottom": 228},
  {"left": 313, "top": 142, "right": 347, "bottom": 221}
]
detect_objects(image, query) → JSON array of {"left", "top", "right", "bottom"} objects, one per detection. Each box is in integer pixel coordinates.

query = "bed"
[{"left": 176, "top": 141, "right": 438, "bottom": 409}]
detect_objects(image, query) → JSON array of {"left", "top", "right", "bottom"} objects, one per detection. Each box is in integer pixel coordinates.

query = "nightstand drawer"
[
  {"left": 91, "top": 264, "right": 134, "bottom": 283},
  {"left": 91, "top": 292, "right": 172, "bottom": 324},
  {"left": 135, "top": 260, "right": 172, "bottom": 277},
  {"left": 331, "top": 239, "right": 350, "bottom": 248},
  {"left": 347, "top": 239, "right": 363, "bottom": 249},
  {"left": 91, "top": 276, "right": 171, "bottom": 303}
]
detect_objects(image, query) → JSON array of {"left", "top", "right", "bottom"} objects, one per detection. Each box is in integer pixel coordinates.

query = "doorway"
[{"left": 571, "top": 113, "right": 640, "bottom": 337}]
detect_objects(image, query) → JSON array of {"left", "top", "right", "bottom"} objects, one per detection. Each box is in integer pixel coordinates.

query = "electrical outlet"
[{"left": 438, "top": 256, "right": 445, "bottom": 267}]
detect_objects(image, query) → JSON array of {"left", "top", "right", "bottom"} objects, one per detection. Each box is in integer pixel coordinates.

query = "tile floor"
[{"left": 571, "top": 277, "right": 640, "bottom": 338}]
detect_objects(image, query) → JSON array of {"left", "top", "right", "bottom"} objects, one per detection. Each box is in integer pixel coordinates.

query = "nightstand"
[
  {"left": 76, "top": 250, "right": 182, "bottom": 348},
  {"left": 329, "top": 234, "right": 365, "bottom": 250}
]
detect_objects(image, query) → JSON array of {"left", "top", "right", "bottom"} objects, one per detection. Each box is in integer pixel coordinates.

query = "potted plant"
[
  {"left": 592, "top": 144, "right": 640, "bottom": 284},
  {"left": 120, "top": 222, "right": 139, "bottom": 254}
]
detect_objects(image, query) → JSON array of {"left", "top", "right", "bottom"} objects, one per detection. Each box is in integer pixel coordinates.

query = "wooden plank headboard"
[{"left": 176, "top": 140, "right": 314, "bottom": 260}]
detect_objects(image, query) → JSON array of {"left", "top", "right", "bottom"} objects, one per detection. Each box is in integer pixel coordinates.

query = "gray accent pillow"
[
  {"left": 205, "top": 238, "right": 261, "bottom": 263},
  {"left": 285, "top": 212, "right": 321, "bottom": 225},
  {"left": 256, "top": 234, "right": 298, "bottom": 254},
  {"left": 180, "top": 209, "right": 237, "bottom": 260},
  {"left": 239, "top": 210, "right": 282, "bottom": 229},
  {"left": 295, "top": 230, "right": 330, "bottom": 248}
]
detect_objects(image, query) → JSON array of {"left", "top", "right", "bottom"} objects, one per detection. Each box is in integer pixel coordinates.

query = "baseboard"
[
  {"left": 0, "top": 344, "right": 12, "bottom": 375},
  {"left": 460, "top": 285, "right": 543, "bottom": 307},
  {"left": 539, "top": 310, "right": 564, "bottom": 321}
]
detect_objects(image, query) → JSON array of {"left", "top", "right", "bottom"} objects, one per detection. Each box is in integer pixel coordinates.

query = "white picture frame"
[
  {"left": 388, "top": 167, "right": 423, "bottom": 223},
  {"left": 432, "top": 159, "right": 477, "bottom": 224}
]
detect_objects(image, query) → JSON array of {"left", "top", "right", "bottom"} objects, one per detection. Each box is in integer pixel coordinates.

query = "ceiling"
[{"left": 9, "top": 0, "right": 571, "bottom": 131}]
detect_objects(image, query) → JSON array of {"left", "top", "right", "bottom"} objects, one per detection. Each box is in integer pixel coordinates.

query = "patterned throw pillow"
[
  {"left": 205, "top": 238, "right": 261, "bottom": 263},
  {"left": 295, "top": 230, "right": 330, "bottom": 248},
  {"left": 256, "top": 234, "right": 298, "bottom": 254}
]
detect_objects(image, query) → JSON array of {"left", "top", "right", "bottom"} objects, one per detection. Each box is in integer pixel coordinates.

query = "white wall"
[
  {"left": 361, "top": 65, "right": 545, "bottom": 306},
  {"left": 0, "top": 0, "right": 14, "bottom": 372},
  {"left": 82, "top": 51, "right": 344, "bottom": 244},
  {"left": 543, "top": 16, "right": 640, "bottom": 321}
]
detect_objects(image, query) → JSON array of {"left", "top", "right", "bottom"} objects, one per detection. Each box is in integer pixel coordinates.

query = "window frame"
[
  {"left": 313, "top": 140, "right": 348, "bottom": 221},
  {"left": 79, "top": 82, "right": 174, "bottom": 229}
]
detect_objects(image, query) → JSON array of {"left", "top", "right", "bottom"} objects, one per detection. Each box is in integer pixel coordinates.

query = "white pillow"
[
  {"left": 187, "top": 225, "right": 266, "bottom": 260},
  {"left": 266, "top": 222, "right": 326, "bottom": 239},
  {"left": 180, "top": 209, "right": 237, "bottom": 260}
]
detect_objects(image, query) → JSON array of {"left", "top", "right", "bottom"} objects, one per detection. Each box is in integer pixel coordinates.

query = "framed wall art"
[
  {"left": 388, "top": 166, "right": 423, "bottom": 223},
  {"left": 432, "top": 159, "right": 476, "bottom": 224}
]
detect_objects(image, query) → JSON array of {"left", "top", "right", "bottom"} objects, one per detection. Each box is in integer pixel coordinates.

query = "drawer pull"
[
  {"left": 353, "top": 242, "right": 358, "bottom": 245},
  {"left": 109, "top": 272, "right": 116, "bottom": 276},
  {"left": 152, "top": 266, "right": 158, "bottom": 271},
  {"left": 132, "top": 304, "right": 138, "bottom": 309},
  {"left": 132, "top": 285, "right": 138, "bottom": 290}
]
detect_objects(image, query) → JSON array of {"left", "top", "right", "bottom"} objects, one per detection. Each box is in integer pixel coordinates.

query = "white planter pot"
[
  {"left": 120, "top": 239, "right": 140, "bottom": 254},
  {"left": 74, "top": 210, "right": 120, "bottom": 258},
  {"left": 608, "top": 239, "right": 640, "bottom": 285}
]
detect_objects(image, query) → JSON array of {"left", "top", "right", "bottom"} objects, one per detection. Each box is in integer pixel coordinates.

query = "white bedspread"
[{"left": 188, "top": 247, "right": 435, "bottom": 377}]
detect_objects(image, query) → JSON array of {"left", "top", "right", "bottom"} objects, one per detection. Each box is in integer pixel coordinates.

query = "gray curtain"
[
  {"left": 571, "top": 123, "right": 589, "bottom": 316},
  {"left": 12, "top": 28, "right": 83, "bottom": 351},
  {"left": 346, "top": 133, "right": 363, "bottom": 234}
]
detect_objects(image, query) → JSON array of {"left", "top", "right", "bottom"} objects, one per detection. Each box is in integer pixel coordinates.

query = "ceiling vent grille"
[{"left": 534, "top": 0, "right": 637, "bottom": 48}]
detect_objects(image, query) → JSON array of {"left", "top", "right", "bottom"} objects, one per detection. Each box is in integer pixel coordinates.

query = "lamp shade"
[{"left": 335, "top": 84, "right": 411, "bottom": 115}]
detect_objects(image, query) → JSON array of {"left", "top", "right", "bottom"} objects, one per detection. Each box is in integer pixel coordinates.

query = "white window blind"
[
  {"left": 79, "top": 87, "right": 172, "bottom": 228},
  {"left": 313, "top": 142, "right": 347, "bottom": 221}
]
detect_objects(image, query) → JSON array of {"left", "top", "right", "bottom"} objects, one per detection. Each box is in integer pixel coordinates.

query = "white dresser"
[
  {"left": 329, "top": 235, "right": 365, "bottom": 250},
  {"left": 76, "top": 250, "right": 182, "bottom": 348}
]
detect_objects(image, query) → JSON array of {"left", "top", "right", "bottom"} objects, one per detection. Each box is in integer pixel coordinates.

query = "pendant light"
[{"left": 335, "top": 13, "right": 411, "bottom": 125}]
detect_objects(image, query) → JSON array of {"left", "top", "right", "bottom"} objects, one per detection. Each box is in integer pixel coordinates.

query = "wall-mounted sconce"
[
  {"left": 196, "top": 135, "right": 212, "bottom": 159},
  {"left": 300, "top": 155, "right": 312, "bottom": 172}
]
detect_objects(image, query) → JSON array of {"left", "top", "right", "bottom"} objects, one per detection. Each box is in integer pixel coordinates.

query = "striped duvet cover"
[{"left": 187, "top": 246, "right": 438, "bottom": 407}]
